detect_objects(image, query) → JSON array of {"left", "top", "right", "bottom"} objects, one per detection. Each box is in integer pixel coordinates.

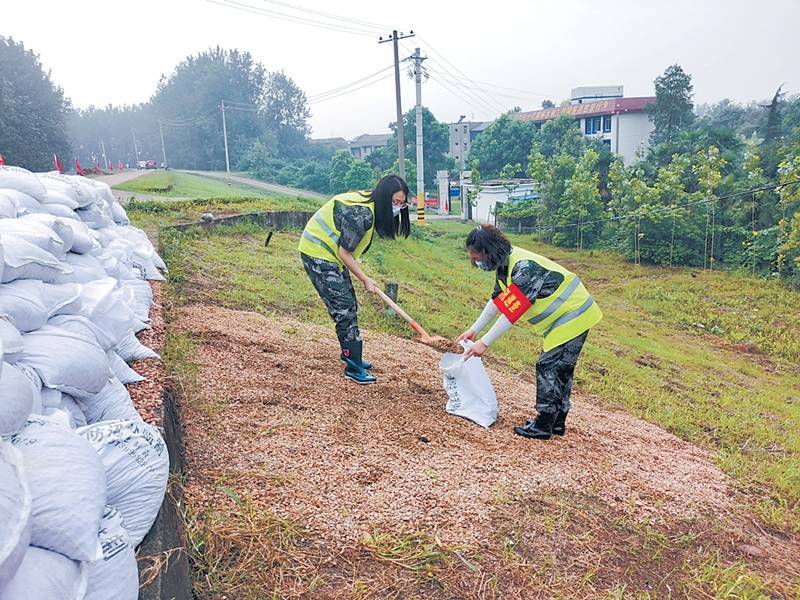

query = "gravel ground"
[
  {"left": 173, "top": 304, "right": 800, "bottom": 596},
  {"left": 128, "top": 281, "right": 167, "bottom": 425}
]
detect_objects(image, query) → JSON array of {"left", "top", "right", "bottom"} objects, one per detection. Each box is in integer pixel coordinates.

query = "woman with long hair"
[
  {"left": 457, "top": 224, "right": 602, "bottom": 439},
  {"left": 299, "top": 175, "right": 411, "bottom": 384}
]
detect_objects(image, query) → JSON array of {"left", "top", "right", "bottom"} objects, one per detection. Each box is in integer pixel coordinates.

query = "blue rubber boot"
[
  {"left": 341, "top": 341, "right": 377, "bottom": 385},
  {"left": 340, "top": 353, "right": 372, "bottom": 370}
]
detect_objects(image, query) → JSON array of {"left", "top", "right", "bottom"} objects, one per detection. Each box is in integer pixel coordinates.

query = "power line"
[
  {"left": 426, "top": 75, "right": 492, "bottom": 120},
  {"left": 252, "top": 0, "right": 390, "bottom": 33},
  {"left": 416, "top": 34, "right": 507, "bottom": 114},
  {"left": 307, "top": 73, "right": 394, "bottom": 104},
  {"left": 506, "top": 179, "right": 800, "bottom": 233},
  {"left": 469, "top": 78, "right": 561, "bottom": 99},
  {"left": 308, "top": 65, "right": 394, "bottom": 101},
  {"left": 205, "top": 0, "right": 378, "bottom": 36},
  {"left": 426, "top": 66, "right": 505, "bottom": 116}
]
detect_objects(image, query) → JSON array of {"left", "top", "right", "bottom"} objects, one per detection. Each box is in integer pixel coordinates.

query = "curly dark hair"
[{"left": 465, "top": 224, "right": 511, "bottom": 270}]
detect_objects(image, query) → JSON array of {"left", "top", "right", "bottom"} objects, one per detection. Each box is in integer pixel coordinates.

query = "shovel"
[{"left": 374, "top": 288, "right": 448, "bottom": 347}]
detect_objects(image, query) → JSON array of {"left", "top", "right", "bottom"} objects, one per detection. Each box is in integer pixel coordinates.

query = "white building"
[
  {"left": 512, "top": 92, "right": 656, "bottom": 164},
  {"left": 462, "top": 179, "right": 539, "bottom": 224},
  {"left": 448, "top": 119, "right": 491, "bottom": 170}
]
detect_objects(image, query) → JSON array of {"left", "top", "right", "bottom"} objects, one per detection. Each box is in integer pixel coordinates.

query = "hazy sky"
[{"left": 3, "top": 0, "right": 798, "bottom": 139}]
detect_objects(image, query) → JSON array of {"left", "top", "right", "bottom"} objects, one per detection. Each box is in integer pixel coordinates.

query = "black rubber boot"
[
  {"left": 552, "top": 410, "right": 567, "bottom": 436},
  {"left": 514, "top": 411, "right": 557, "bottom": 440},
  {"left": 341, "top": 341, "right": 377, "bottom": 385}
]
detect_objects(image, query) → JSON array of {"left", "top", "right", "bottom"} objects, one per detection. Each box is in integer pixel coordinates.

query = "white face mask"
[
  {"left": 475, "top": 260, "right": 492, "bottom": 271},
  {"left": 393, "top": 205, "right": 404, "bottom": 217}
]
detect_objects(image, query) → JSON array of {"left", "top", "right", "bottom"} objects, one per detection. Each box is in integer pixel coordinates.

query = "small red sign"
[{"left": 493, "top": 283, "right": 532, "bottom": 324}]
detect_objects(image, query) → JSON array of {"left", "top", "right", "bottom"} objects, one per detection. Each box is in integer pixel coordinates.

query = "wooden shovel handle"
[{"left": 374, "top": 288, "right": 432, "bottom": 339}]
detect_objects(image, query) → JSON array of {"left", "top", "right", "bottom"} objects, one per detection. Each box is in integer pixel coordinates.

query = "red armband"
[{"left": 492, "top": 283, "right": 532, "bottom": 324}]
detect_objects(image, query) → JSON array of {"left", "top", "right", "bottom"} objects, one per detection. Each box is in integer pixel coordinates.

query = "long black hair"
[
  {"left": 371, "top": 175, "right": 410, "bottom": 239},
  {"left": 465, "top": 224, "right": 512, "bottom": 270}
]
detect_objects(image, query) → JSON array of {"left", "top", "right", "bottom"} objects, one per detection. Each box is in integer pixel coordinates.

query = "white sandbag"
[
  {"left": 38, "top": 202, "right": 78, "bottom": 220},
  {"left": 0, "top": 236, "right": 71, "bottom": 283},
  {"left": 0, "top": 362, "right": 36, "bottom": 436},
  {"left": 59, "top": 277, "right": 141, "bottom": 346},
  {"left": 19, "top": 213, "right": 75, "bottom": 252},
  {"left": 0, "top": 280, "right": 81, "bottom": 332},
  {"left": 114, "top": 330, "right": 160, "bottom": 362},
  {"left": 11, "top": 415, "right": 106, "bottom": 561},
  {"left": 76, "top": 377, "right": 141, "bottom": 424},
  {"left": 0, "top": 193, "right": 17, "bottom": 219},
  {"left": 0, "top": 166, "right": 47, "bottom": 202},
  {"left": 152, "top": 251, "right": 167, "bottom": 272},
  {"left": 107, "top": 350, "right": 145, "bottom": 384},
  {"left": 0, "top": 441, "right": 32, "bottom": 590},
  {"left": 439, "top": 341, "right": 498, "bottom": 428},
  {"left": 84, "top": 506, "right": 137, "bottom": 600},
  {"left": 46, "top": 314, "right": 117, "bottom": 351},
  {"left": 53, "top": 252, "right": 108, "bottom": 284},
  {"left": 0, "top": 318, "right": 23, "bottom": 362},
  {"left": 77, "top": 204, "right": 114, "bottom": 230},
  {"left": 41, "top": 188, "right": 80, "bottom": 210},
  {"left": 78, "top": 419, "right": 169, "bottom": 545},
  {"left": 119, "top": 279, "right": 153, "bottom": 322},
  {"left": 0, "top": 219, "right": 68, "bottom": 258},
  {"left": 0, "top": 188, "right": 42, "bottom": 216},
  {"left": 19, "top": 325, "right": 110, "bottom": 399},
  {"left": 0, "top": 546, "right": 87, "bottom": 600},
  {"left": 89, "top": 247, "right": 137, "bottom": 280},
  {"left": 109, "top": 201, "right": 130, "bottom": 226},
  {"left": 90, "top": 180, "right": 116, "bottom": 206},
  {"left": 39, "top": 388, "right": 87, "bottom": 429},
  {"left": 58, "top": 218, "right": 95, "bottom": 254}
]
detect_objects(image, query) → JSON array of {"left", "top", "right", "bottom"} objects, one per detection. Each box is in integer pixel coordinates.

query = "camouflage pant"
[
  {"left": 300, "top": 253, "right": 360, "bottom": 344},
  {"left": 535, "top": 331, "right": 588, "bottom": 415}
]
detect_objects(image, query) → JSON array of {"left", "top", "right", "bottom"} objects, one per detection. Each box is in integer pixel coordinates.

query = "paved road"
[
  {"left": 90, "top": 169, "right": 178, "bottom": 203},
  {"left": 183, "top": 170, "right": 326, "bottom": 200}
]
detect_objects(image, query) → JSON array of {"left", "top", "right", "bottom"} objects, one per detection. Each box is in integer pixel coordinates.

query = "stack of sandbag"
[{"left": 0, "top": 165, "right": 170, "bottom": 599}]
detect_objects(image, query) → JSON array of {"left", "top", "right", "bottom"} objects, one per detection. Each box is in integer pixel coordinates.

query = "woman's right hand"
[
  {"left": 363, "top": 277, "right": 378, "bottom": 293},
  {"left": 456, "top": 329, "right": 476, "bottom": 344}
]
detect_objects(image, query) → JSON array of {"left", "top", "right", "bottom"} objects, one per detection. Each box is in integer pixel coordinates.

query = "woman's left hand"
[{"left": 463, "top": 340, "right": 488, "bottom": 361}]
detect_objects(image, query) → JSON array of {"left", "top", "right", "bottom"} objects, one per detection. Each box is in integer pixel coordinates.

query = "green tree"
[
  {"left": 467, "top": 113, "right": 536, "bottom": 179},
  {"left": 151, "top": 47, "right": 269, "bottom": 170},
  {"left": 262, "top": 71, "right": 311, "bottom": 159},
  {"left": 328, "top": 150, "right": 354, "bottom": 193},
  {"left": 344, "top": 159, "right": 375, "bottom": 190},
  {"left": 384, "top": 106, "right": 454, "bottom": 190},
  {"left": 533, "top": 115, "right": 587, "bottom": 158},
  {"left": 382, "top": 158, "right": 416, "bottom": 189},
  {"left": 552, "top": 149, "right": 604, "bottom": 249},
  {"left": 649, "top": 64, "right": 695, "bottom": 147},
  {"left": 0, "top": 37, "right": 71, "bottom": 170}
]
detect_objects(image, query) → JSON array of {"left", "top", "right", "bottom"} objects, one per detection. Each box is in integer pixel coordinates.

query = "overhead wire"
[{"left": 204, "top": 0, "right": 378, "bottom": 37}]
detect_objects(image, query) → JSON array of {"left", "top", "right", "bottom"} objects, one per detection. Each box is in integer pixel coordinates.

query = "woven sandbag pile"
[{"left": 0, "top": 165, "right": 169, "bottom": 600}]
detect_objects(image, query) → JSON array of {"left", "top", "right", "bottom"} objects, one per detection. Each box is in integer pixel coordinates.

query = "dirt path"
[{"left": 176, "top": 305, "right": 800, "bottom": 598}]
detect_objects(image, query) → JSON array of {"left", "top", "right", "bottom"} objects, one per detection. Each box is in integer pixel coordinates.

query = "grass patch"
[{"left": 115, "top": 170, "right": 269, "bottom": 199}]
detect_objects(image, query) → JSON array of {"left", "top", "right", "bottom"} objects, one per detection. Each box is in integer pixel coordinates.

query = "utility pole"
[
  {"left": 379, "top": 29, "right": 414, "bottom": 180},
  {"left": 221, "top": 100, "right": 231, "bottom": 186},
  {"left": 158, "top": 120, "right": 168, "bottom": 169},
  {"left": 99, "top": 140, "right": 108, "bottom": 171},
  {"left": 131, "top": 129, "right": 140, "bottom": 164},
  {"left": 413, "top": 47, "right": 426, "bottom": 225}
]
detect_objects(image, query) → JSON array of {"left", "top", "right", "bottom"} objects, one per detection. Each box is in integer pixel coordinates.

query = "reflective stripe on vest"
[
  {"left": 298, "top": 191, "right": 374, "bottom": 266},
  {"left": 528, "top": 276, "right": 581, "bottom": 325},
  {"left": 543, "top": 295, "right": 595, "bottom": 338},
  {"left": 503, "top": 246, "right": 602, "bottom": 350}
]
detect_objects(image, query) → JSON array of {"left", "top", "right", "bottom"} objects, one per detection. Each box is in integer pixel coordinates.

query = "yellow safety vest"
[
  {"left": 500, "top": 246, "right": 602, "bottom": 351},
  {"left": 298, "top": 191, "right": 375, "bottom": 267}
]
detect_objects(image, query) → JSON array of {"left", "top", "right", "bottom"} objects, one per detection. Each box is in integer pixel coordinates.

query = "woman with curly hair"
[{"left": 456, "top": 224, "right": 602, "bottom": 439}]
